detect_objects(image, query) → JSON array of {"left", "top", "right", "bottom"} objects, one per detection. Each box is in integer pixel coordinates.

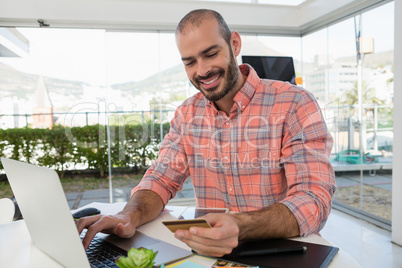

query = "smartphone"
[{"left": 162, "top": 207, "right": 229, "bottom": 233}]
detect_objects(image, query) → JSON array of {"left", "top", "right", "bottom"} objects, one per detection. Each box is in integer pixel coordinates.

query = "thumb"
[
  {"left": 202, "top": 213, "right": 223, "bottom": 227},
  {"left": 114, "top": 222, "right": 135, "bottom": 238}
]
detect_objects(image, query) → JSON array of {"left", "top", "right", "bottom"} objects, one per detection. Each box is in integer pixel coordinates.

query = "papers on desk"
[
  {"left": 166, "top": 258, "right": 259, "bottom": 268},
  {"left": 165, "top": 254, "right": 260, "bottom": 268},
  {"left": 166, "top": 259, "right": 206, "bottom": 268}
]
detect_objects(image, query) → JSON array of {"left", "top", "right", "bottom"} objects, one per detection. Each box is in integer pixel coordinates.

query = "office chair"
[{"left": 0, "top": 198, "right": 15, "bottom": 224}]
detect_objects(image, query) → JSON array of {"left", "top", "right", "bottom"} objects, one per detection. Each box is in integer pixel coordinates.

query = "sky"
[{"left": 0, "top": 2, "right": 394, "bottom": 87}]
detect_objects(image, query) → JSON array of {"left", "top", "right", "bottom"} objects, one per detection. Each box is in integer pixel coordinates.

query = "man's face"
[{"left": 176, "top": 19, "right": 239, "bottom": 102}]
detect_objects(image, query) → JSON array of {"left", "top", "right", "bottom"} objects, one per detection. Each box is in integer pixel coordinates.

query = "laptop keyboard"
[{"left": 81, "top": 232, "right": 127, "bottom": 268}]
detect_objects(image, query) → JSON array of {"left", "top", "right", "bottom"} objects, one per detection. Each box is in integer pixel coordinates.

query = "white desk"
[{"left": 0, "top": 202, "right": 360, "bottom": 267}]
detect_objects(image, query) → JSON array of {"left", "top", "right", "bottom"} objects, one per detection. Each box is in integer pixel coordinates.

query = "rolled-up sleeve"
[
  {"left": 279, "top": 92, "right": 336, "bottom": 236},
  {"left": 131, "top": 107, "right": 190, "bottom": 205}
]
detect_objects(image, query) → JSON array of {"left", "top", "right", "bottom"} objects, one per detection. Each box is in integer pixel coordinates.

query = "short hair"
[{"left": 176, "top": 9, "right": 232, "bottom": 46}]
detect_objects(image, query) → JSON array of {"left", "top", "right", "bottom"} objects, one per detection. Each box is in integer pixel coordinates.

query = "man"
[{"left": 77, "top": 9, "right": 335, "bottom": 257}]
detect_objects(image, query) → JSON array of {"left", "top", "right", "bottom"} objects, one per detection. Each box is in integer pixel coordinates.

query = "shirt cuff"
[
  {"left": 131, "top": 179, "right": 172, "bottom": 206},
  {"left": 280, "top": 194, "right": 320, "bottom": 237}
]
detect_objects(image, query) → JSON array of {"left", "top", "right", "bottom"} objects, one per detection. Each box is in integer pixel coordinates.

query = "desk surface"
[{"left": 0, "top": 202, "right": 360, "bottom": 267}]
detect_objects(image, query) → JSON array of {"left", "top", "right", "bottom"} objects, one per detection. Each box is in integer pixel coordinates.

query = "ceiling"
[{"left": 0, "top": 0, "right": 392, "bottom": 36}]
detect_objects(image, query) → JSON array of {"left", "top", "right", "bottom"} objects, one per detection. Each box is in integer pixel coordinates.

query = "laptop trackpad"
[{"left": 103, "top": 231, "right": 160, "bottom": 251}]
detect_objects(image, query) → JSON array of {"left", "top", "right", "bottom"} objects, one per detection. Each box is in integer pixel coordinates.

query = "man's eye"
[
  {"left": 185, "top": 61, "right": 195, "bottom": 66},
  {"left": 207, "top": 52, "right": 217, "bottom": 58}
]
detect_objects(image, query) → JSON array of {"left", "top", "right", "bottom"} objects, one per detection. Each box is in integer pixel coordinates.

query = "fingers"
[
  {"left": 175, "top": 229, "right": 237, "bottom": 257},
  {"left": 198, "top": 213, "right": 240, "bottom": 240},
  {"left": 75, "top": 214, "right": 136, "bottom": 250},
  {"left": 174, "top": 213, "right": 239, "bottom": 257},
  {"left": 192, "top": 220, "right": 239, "bottom": 240},
  {"left": 78, "top": 215, "right": 114, "bottom": 250},
  {"left": 75, "top": 214, "right": 102, "bottom": 234},
  {"left": 183, "top": 236, "right": 234, "bottom": 256}
]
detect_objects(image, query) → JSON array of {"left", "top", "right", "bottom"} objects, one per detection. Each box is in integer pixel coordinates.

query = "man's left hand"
[{"left": 174, "top": 213, "right": 239, "bottom": 257}]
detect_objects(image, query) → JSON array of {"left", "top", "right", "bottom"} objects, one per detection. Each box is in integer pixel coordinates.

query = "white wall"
[{"left": 392, "top": 0, "right": 402, "bottom": 246}]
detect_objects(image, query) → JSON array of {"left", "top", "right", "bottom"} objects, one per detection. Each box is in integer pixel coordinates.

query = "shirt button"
[
  {"left": 229, "top": 188, "right": 233, "bottom": 191},
  {"left": 242, "top": 105, "right": 245, "bottom": 109},
  {"left": 224, "top": 156, "right": 229, "bottom": 160},
  {"left": 225, "top": 121, "right": 229, "bottom": 125}
]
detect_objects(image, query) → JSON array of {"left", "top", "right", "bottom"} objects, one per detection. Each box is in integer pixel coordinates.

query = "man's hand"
[
  {"left": 75, "top": 190, "right": 165, "bottom": 250},
  {"left": 76, "top": 213, "right": 137, "bottom": 250},
  {"left": 174, "top": 213, "right": 239, "bottom": 257},
  {"left": 173, "top": 203, "right": 300, "bottom": 257}
]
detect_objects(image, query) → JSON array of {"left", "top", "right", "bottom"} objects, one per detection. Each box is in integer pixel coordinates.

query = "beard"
[{"left": 190, "top": 52, "right": 239, "bottom": 102}]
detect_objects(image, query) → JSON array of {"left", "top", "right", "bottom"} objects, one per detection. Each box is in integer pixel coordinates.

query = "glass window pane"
[
  {"left": 325, "top": 18, "right": 362, "bottom": 213},
  {"left": 0, "top": 28, "right": 128, "bottom": 207},
  {"left": 359, "top": 2, "right": 394, "bottom": 221},
  {"left": 300, "top": 2, "right": 394, "bottom": 223},
  {"left": 301, "top": 28, "right": 328, "bottom": 103}
]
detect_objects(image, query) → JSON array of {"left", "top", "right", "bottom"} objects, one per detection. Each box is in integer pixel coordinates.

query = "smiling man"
[
  {"left": 77, "top": 9, "right": 336, "bottom": 258},
  {"left": 176, "top": 15, "right": 242, "bottom": 108}
]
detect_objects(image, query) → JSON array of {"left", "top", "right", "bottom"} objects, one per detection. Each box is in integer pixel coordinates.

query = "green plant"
[
  {"left": 38, "top": 125, "right": 76, "bottom": 178},
  {"left": 0, "top": 122, "right": 170, "bottom": 176},
  {"left": 115, "top": 248, "right": 158, "bottom": 268}
]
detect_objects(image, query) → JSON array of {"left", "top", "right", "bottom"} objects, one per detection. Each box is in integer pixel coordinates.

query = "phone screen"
[{"left": 179, "top": 207, "right": 228, "bottom": 220}]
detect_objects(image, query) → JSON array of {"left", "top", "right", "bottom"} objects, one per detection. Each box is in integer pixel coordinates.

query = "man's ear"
[{"left": 230, "top": 31, "right": 242, "bottom": 57}]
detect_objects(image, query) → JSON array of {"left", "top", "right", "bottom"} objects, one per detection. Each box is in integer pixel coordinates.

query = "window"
[{"left": 301, "top": 2, "right": 394, "bottom": 227}]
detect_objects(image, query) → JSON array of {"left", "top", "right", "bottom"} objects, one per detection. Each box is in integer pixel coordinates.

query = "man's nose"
[{"left": 197, "top": 59, "right": 211, "bottom": 77}]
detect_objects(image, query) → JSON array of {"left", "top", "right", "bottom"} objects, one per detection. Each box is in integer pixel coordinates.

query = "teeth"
[{"left": 203, "top": 75, "right": 219, "bottom": 85}]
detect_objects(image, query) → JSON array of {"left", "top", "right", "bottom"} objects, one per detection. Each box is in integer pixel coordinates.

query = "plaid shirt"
[{"left": 133, "top": 64, "right": 335, "bottom": 236}]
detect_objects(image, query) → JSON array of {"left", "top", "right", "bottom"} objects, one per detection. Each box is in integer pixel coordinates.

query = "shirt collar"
[
  {"left": 206, "top": 64, "right": 260, "bottom": 115},
  {"left": 233, "top": 64, "right": 259, "bottom": 112}
]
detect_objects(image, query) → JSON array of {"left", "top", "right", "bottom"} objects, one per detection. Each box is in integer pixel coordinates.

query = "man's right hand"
[
  {"left": 76, "top": 212, "right": 137, "bottom": 250},
  {"left": 75, "top": 190, "right": 165, "bottom": 250}
]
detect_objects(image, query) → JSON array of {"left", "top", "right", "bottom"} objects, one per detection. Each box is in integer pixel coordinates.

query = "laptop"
[{"left": 1, "top": 157, "right": 192, "bottom": 268}]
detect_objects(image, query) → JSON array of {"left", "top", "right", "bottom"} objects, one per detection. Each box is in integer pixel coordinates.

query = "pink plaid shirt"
[{"left": 133, "top": 64, "right": 336, "bottom": 236}]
